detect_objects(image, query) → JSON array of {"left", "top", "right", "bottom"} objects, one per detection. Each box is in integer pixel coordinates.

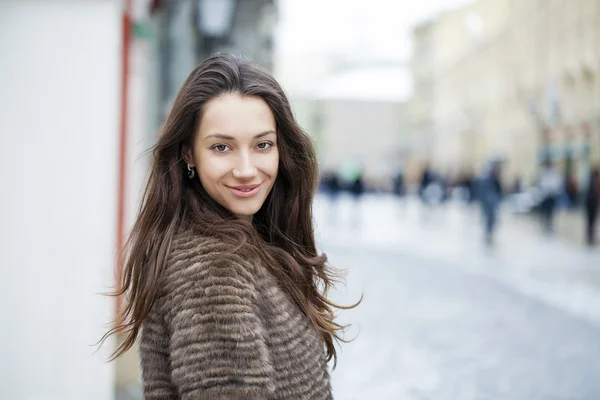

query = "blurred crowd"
[{"left": 319, "top": 159, "right": 600, "bottom": 247}]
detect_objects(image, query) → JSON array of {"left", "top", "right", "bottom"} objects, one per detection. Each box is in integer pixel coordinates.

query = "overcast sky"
[{"left": 276, "top": 0, "right": 473, "bottom": 62}]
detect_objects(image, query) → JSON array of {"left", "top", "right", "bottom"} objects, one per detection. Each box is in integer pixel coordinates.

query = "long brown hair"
[{"left": 101, "top": 53, "right": 356, "bottom": 365}]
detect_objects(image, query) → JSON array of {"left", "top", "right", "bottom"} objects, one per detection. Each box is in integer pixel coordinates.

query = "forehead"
[{"left": 198, "top": 93, "right": 275, "bottom": 138}]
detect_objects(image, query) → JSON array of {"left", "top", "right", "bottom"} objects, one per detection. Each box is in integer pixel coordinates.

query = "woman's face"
[{"left": 190, "top": 93, "right": 279, "bottom": 220}]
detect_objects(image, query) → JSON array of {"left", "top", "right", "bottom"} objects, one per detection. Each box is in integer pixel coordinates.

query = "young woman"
[{"left": 102, "top": 53, "right": 354, "bottom": 399}]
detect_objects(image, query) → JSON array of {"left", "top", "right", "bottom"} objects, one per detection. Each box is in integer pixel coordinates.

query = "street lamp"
[
  {"left": 195, "top": 0, "right": 237, "bottom": 60},
  {"left": 463, "top": 11, "right": 484, "bottom": 37},
  {"left": 197, "top": 0, "right": 236, "bottom": 39}
]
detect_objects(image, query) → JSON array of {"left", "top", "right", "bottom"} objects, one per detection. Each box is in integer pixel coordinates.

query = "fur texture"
[{"left": 139, "top": 231, "right": 333, "bottom": 399}]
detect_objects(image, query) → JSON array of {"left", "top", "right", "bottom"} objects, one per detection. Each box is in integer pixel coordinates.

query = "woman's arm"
[
  {"left": 165, "top": 251, "right": 275, "bottom": 399},
  {"left": 140, "top": 300, "right": 178, "bottom": 399}
]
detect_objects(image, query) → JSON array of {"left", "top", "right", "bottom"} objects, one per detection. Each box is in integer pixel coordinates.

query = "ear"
[{"left": 182, "top": 146, "right": 194, "bottom": 166}]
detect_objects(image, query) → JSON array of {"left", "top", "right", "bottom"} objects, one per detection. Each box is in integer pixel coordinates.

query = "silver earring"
[{"left": 187, "top": 163, "right": 195, "bottom": 179}]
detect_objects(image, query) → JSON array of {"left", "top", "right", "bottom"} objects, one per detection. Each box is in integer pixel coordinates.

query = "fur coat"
[{"left": 139, "top": 231, "right": 333, "bottom": 399}]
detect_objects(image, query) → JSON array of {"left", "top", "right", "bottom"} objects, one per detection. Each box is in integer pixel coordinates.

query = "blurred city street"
[{"left": 316, "top": 194, "right": 600, "bottom": 399}]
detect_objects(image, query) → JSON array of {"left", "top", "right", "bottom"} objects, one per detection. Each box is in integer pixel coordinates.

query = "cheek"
[
  {"left": 263, "top": 150, "right": 279, "bottom": 177},
  {"left": 197, "top": 154, "right": 230, "bottom": 186}
]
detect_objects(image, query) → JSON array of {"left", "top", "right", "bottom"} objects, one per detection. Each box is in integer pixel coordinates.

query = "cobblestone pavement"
[{"left": 327, "top": 245, "right": 600, "bottom": 400}]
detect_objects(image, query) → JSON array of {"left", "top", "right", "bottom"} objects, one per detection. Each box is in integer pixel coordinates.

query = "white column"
[{"left": 0, "top": 1, "right": 121, "bottom": 399}]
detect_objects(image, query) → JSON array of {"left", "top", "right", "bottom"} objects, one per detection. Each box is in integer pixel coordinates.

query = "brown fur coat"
[{"left": 139, "top": 231, "right": 333, "bottom": 399}]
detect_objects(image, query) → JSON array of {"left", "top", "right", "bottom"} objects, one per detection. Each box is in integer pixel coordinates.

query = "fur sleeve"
[{"left": 139, "top": 299, "right": 178, "bottom": 399}]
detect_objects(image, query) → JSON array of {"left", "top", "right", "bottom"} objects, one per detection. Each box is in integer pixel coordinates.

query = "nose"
[{"left": 232, "top": 152, "right": 257, "bottom": 180}]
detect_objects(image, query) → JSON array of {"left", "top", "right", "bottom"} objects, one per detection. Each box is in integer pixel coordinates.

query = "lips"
[{"left": 228, "top": 184, "right": 261, "bottom": 198}]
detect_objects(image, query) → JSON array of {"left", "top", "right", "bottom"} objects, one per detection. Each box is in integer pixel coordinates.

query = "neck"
[{"left": 237, "top": 214, "right": 253, "bottom": 222}]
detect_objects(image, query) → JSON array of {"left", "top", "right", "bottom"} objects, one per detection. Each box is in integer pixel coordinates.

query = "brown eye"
[
  {"left": 257, "top": 141, "right": 273, "bottom": 150},
  {"left": 211, "top": 144, "right": 230, "bottom": 153}
]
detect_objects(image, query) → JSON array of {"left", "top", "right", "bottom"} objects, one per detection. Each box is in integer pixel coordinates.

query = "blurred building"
[
  {"left": 410, "top": 0, "right": 600, "bottom": 185},
  {"left": 309, "top": 65, "right": 412, "bottom": 189}
]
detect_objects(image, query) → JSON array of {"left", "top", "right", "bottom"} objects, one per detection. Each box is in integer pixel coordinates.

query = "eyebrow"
[{"left": 203, "top": 130, "right": 276, "bottom": 140}]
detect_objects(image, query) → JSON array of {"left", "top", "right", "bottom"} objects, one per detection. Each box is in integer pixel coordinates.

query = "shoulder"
[
  {"left": 162, "top": 230, "right": 259, "bottom": 293},
  {"left": 170, "top": 230, "right": 228, "bottom": 258},
  {"left": 160, "top": 231, "right": 265, "bottom": 330}
]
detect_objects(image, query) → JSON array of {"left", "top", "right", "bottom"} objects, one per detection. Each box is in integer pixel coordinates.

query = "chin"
[{"left": 228, "top": 202, "right": 263, "bottom": 218}]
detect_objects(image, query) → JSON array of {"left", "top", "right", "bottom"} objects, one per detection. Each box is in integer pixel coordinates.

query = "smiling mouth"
[{"left": 228, "top": 184, "right": 261, "bottom": 198}]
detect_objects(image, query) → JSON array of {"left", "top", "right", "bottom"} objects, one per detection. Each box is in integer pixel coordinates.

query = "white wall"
[{"left": 0, "top": 1, "right": 121, "bottom": 399}]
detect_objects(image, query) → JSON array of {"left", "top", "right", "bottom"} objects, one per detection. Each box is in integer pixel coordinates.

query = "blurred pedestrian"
[
  {"left": 393, "top": 169, "right": 405, "bottom": 197},
  {"left": 101, "top": 54, "right": 354, "bottom": 399},
  {"left": 538, "top": 159, "right": 563, "bottom": 234},
  {"left": 511, "top": 176, "right": 523, "bottom": 194},
  {"left": 478, "top": 158, "right": 503, "bottom": 245},
  {"left": 322, "top": 169, "right": 341, "bottom": 199},
  {"left": 461, "top": 169, "right": 476, "bottom": 203},
  {"left": 392, "top": 168, "right": 407, "bottom": 218},
  {"left": 322, "top": 169, "right": 341, "bottom": 224},
  {"left": 565, "top": 173, "right": 579, "bottom": 208},
  {"left": 350, "top": 169, "right": 365, "bottom": 227},
  {"left": 419, "top": 164, "right": 433, "bottom": 204},
  {"left": 584, "top": 167, "right": 599, "bottom": 246}
]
